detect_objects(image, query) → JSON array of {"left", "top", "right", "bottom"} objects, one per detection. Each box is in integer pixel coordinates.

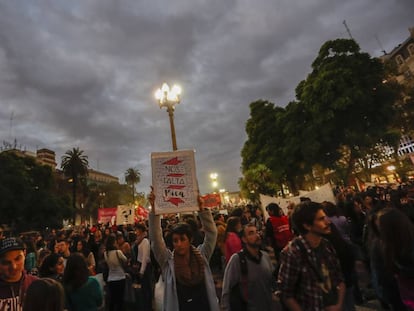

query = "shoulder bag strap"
[
  {"left": 115, "top": 250, "right": 125, "bottom": 272},
  {"left": 237, "top": 250, "right": 248, "bottom": 301},
  {"left": 296, "top": 240, "right": 323, "bottom": 282}
]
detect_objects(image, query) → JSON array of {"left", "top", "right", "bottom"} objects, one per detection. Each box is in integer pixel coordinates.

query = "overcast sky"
[{"left": 0, "top": 0, "right": 413, "bottom": 194}]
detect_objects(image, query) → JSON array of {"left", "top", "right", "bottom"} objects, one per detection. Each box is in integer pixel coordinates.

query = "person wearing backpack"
[
  {"left": 277, "top": 201, "right": 345, "bottom": 311},
  {"left": 221, "top": 223, "right": 274, "bottom": 311}
]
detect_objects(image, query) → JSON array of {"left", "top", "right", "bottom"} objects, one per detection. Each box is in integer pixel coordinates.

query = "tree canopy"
[
  {"left": 0, "top": 152, "right": 71, "bottom": 231},
  {"left": 241, "top": 38, "right": 401, "bottom": 194},
  {"left": 125, "top": 167, "right": 141, "bottom": 203}
]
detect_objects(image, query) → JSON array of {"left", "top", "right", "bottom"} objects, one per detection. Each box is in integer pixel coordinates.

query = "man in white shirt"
[{"left": 135, "top": 224, "right": 152, "bottom": 311}]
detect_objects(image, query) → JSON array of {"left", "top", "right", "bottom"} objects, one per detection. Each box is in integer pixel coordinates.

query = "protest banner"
[
  {"left": 98, "top": 207, "right": 117, "bottom": 225},
  {"left": 151, "top": 150, "right": 199, "bottom": 214},
  {"left": 259, "top": 183, "right": 336, "bottom": 220},
  {"left": 201, "top": 193, "right": 221, "bottom": 208},
  {"left": 116, "top": 205, "right": 135, "bottom": 225},
  {"left": 305, "top": 183, "right": 336, "bottom": 204}
]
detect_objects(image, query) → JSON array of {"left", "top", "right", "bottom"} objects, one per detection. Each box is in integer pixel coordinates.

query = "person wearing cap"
[{"left": 0, "top": 237, "right": 38, "bottom": 311}]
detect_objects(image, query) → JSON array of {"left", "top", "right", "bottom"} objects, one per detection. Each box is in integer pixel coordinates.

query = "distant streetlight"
[
  {"left": 210, "top": 173, "right": 218, "bottom": 192},
  {"left": 99, "top": 192, "right": 106, "bottom": 208},
  {"left": 155, "top": 83, "right": 182, "bottom": 151}
]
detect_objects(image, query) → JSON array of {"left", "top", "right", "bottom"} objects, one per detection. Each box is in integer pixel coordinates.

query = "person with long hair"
[
  {"left": 39, "top": 253, "right": 65, "bottom": 281},
  {"left": 378, "top": 208, "right": 414, "bottom": 310},
  {"left": 104, "top": 234, "right": 127, "bottom": 311},
  {"left": 23, "top": 278, "right": 64, "bottom": 311},
  {"left": 23, "top": 239, "right": 38, "bottom": 274},
  {"left": 224, "top": 216, "right": 242, "bottom": 263},
  {"left": 368, "top": 209, "right": 407, "bottom": 310},
  {"left": 76, "top": 239, "right": 96, "bottom": 275},
  {"left": 62, "top": 253, "right": 103, "bottom": 311},
  {"left": 149, "top": 187, "right": 219, "bottom": 311}
]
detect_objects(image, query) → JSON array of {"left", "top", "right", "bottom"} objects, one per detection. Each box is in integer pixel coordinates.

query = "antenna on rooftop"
[
  {"left": 375, "top": 35, "right": 387, "bottom": 55},
  {"left": 9, "top": 111, "right": 14, "bottom": 140},
  {"left": 343, "top": 20, "right": 354, "bottom": 40}
]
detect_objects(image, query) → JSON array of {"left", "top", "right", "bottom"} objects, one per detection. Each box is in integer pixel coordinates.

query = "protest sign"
[
  {"left": 116, "top": 205, "right": 135, "bottom": 225},
  {"left": 151, "top": 150, "right": 199, "bottom": 214}
]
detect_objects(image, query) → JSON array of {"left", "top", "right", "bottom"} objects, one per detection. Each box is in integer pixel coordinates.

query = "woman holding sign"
[{"left": 149, "top": 187, "right": 219, "bottom": 311}]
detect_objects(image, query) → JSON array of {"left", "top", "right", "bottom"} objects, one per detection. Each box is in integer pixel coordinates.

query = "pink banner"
[{"left": 98, "top": 207, "right": 117, "bottom": 225}]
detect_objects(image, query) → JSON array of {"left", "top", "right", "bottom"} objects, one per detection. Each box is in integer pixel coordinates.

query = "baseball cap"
[{"left": 0, "top": 237, "right": 25, "bottom": 256}]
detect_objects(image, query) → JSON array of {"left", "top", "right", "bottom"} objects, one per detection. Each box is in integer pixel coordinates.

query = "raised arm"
[
  {"left": 197, "top": 195, "right": 218, "bottom": 260},
  {"left": 148, "top": 187, "right": 170, "bottom": 268}
]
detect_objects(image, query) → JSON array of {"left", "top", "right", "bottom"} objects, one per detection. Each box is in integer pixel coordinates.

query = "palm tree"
[
  {"left": 61, "top": 148, "right": 89, "bottom": 223},
  {"left": 125, "top": 167, "right": 141, "bottom": 203}
]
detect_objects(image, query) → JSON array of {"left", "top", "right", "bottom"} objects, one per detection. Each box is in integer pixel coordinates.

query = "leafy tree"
[
  {"left": 61, "top": 148, "right": 89, "bottom": 222},
  {"left": 240, "top": 39, "right": 402, "bottom": 193},
  {"left": 241, "top": 100, "right": 288, "bottom": 194},
  {"left": 239, "top": 164, "right": 277, "bottom": 203},
  {"left": 0, "top": 152, "right": 71, "bottom": 231},
  {"left": 296, "top": 39, "right": 400, "bottom": 184},
  {"left": 125, "top": 167, "right": 141, "bottom": 203}
]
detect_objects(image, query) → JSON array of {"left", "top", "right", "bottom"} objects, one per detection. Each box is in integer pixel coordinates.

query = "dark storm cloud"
[{"left": 0, "top": 0, "right": 413, "bottom": 193}]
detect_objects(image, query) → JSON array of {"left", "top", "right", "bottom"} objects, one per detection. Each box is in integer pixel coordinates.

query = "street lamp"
[
  {"left": 155, "top": 83, "right": 182, "bottom": 151},
  {"left": 99, "top": 192, "right": 106, "bottom": 208},
  {"left": 210, "top": 173, "right": 218, "bottom": 193}
]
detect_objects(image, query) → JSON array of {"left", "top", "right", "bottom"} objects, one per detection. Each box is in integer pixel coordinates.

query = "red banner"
[
  {"left": 201, "top": 193, "right": 221, "bottom": 208},
  {"left": 98, "top": 207, "right": 117, "bottom": 225},
  {"left": 136, "top": 205, "right": 149, "bottom": 218}
]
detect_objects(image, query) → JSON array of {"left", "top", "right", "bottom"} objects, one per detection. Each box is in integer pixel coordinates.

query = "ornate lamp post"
[
  {"left": 155, "top": 83, "right": 182, "bottom": 151},
  {"left": 210, "top": 172, "right": 218, "bottom": 193}
]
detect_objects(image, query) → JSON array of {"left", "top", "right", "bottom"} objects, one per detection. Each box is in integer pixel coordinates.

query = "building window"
[
  {"left": 396, "top": 55, "right": 404, "bottom": 66},
  {"left": 408, "top": 44, "right": 414, "bottom": 56}
]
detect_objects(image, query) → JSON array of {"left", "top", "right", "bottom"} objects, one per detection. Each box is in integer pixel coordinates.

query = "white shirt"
[
  {"left": 104, "top": 250, "right": 127, "bottom": 281},
  {"left": 137, "top": 238, "right": 151, "bottom": 275}
]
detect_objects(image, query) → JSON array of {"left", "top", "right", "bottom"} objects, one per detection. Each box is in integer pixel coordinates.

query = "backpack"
[{"left": 229, "top": 250, "right": 248, "bottom": 311}]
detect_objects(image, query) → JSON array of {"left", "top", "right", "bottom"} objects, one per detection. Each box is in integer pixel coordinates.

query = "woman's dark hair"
[
  {"left": 23, "top": 278, "right": 64, "bottom": 311},
  {"left": 266, "top": 203, "right": 283, "bottom": 216},
  {"left": 185, "top": 218, "right": 199, "bottom": 233},
  {"left": 352, "top": 196, "right": 363, "bottom": 206},
  {"left": 378, "top": 208, "right": 414, "bottom": 272},
  {"left": 128, "top": 231, "right": 136, "bottom": 243},
  {"left": 24, "top": 239, "right": 37, "bottom": 256},
  {"left": 76, "top": 239, "right": 91, "bottom": 258},
  {"left": 170, "top": 222, "right": 193, "bottom": 241},
  {"left": 229, "top": 207, "right": 243, "bottom": 218},
  {"left": 322, "top": 201, "right": 340, "bottom": 217},
  {"left": 225, "top": 216, "right": 241, "bottom": 239},
  {"left": 291, "top": 201, "right": 323, "bottom": 235},
  {"left": 39, "top": 253, "right": 63, "bottom": 278},
  {"left": 62, "top": 253, "right": 89, "bottom": 290},
  {"left": 105, "top": 234, "right": 118, "bottom": 252},
  {"left": 135, "top": 223, "right": 147, "bottom": 233}
]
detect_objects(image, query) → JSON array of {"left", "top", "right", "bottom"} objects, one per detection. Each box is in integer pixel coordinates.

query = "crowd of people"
[{"left": 0, "top": 184, "right": 413, "bottom": 310}]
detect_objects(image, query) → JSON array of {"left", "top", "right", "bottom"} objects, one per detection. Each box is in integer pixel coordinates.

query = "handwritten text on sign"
[{"left": 151, "top": 150, "right": 199, "bottom": 214}]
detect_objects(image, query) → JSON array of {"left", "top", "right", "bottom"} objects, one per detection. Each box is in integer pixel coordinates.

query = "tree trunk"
[
  {"left": 72, "top": 178, "right": 77, "bottom": 225},
  {"left": 344, "top": 150, "right": 356, "bottom": 186}
]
